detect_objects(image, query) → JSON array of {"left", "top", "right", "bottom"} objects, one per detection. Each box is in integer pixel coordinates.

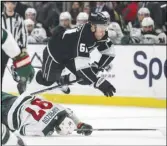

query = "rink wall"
[{"left": 3, "top": 44, "right": 166, "bottom": 108}]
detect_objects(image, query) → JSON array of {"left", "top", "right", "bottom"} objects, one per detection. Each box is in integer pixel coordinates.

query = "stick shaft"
[
  {"left": 30, "top": 80, "right": 77, "bottom": 95},
  {"left": 75, "top": 128, "right": 157, "bottom": 131}
]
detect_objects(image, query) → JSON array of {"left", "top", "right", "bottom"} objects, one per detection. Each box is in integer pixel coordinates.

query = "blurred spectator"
[
  {"left": 25, "top": 8, "right": 47, "bottom": 43},
  {"left": 101, "top": 11, "right": 124, "bottom": 44},
  {"left": 160, "top": 3, "right": 167, "bottom": 34},
  {"left": 25, "top": 19, "right": 35, "bottom": 35},
  {"left": 90, "top": 2, "right": 115, "bottom": 22},
  {"left": 141, "top": 17, "right": 166, "bottom": 44},
  {"left": 15, "top": 2, "right": 30, "bottom": 19},
  {"left": 35, "top": 2, "right": 60, "bottom": 36},
  {"left": 70, "top": 2, "right": 82, "bottom": 25},
  {"left": 5, "top": 1, "right": 165, "bottom": 45},
  {"left": 133, "top": 7, "right": 150, "bottom": 28},
  {"left": 59, "top": 12, "right": 72, "bottom": 28},
  {"left": 110, "top": 2, "right": 125, "bottom": 29},
  {"left": 108, "top": 22, "right": 124, "bottom": 44},
  {"left": 25, "top": 8, "right": 37, "bottom": 22},
  {"left": 142, "top": 2, "right": 163, "bottom": 30},
  {"left": 31, "top": 24, "right": 47, "bottom": 43},
  {"left": 76, "top": 12, "right": 89, "bottom": 26},
  {"left": 83, "top": 5, "right": 90, "bottom": 15},
  {"left": 50, "top": 12, "right": 72, "bottom": 36},
  {"left": 121, "top": 17, "right": 166, "bottom": 44},
  {"left": 24, "top": 19, "right": 37, "bottom": 43},
  {"left": 20, "top": 2, "right": 34, "bottom": 7},
  {"left": 122, "top": 2, "right": 138, "bottom": 24}
]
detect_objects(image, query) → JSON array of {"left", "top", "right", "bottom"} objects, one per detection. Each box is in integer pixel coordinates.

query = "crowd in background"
[{"left": 2, "top": 1, "right": 167, "bottom": 44}]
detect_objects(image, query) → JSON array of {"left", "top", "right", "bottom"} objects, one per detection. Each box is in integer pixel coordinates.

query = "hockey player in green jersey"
[
  {"left": 2, "top": 28, "right": 35, "bottom": 94},
  {"left": 2, "top": 28, "right": 35, "bottom": 145}
]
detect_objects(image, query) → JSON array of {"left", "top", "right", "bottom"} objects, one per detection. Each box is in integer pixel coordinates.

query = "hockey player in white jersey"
[
  {"left": 133, "top": 7, "right": 150, "bottom": 28},
  {"left": 25, "top": 8, "right": 47, "bottom": 43},
  {"left": 122, "top": 17, "right": 166, "bottom": 44},
  {"left": 2, "top": 92, "right": 93, "bottom": 137},
  {"left": 50, "top": 12, "right": 72, "bottom": 36},
  {"left": 108, "top": 22, "right": 124, "bottom": 44},
  {"left": 141, "top": 17, "right": 166, "bottom": 44},
  {"left": 76, "top": 12, "right": 89, "bottom": 26},
  {"left": 59, "top": 11, "right": 72, "bottom": 29},
  {"left": 101, "top": 11, "right": 124, "bottom": 44}
]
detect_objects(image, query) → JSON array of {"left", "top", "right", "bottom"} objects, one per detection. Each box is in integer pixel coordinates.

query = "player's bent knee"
[{"left": 36, "top": 70, "right": 54, "bottom": 86}]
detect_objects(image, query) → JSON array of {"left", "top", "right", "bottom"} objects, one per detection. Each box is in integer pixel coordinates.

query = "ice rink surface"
[{"left": 21, "top": 105, "right": 166, "bottom": 145}]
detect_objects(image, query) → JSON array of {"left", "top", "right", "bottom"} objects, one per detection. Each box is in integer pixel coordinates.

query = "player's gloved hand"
[
  {"left": 77, "top": 122, "right": 93, "bottom": 136},
  {"left": 94, "top": 77, "right": 116, "bottom": 97},
  {"left": 13, "top": 51, "right": 35, "bottom": 84}
]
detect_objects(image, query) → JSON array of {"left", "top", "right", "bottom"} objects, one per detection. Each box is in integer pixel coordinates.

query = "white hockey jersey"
[
  {"left": 107, "top": 22, "right": 124, "bottom": 44},
  {"left": 7, "top": 92, "right": 68, "bottom": 136},
  {"left": 2, "top": 28, "right": 21, "bottom": 58},
  {"left": 129, "top": 28, "right": 166, "bottom": 44},
  {"left": 31, "top": 23, "right": 47, "bottom": 43}
]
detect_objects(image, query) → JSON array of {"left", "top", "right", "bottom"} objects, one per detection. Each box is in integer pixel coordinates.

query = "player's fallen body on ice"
[
  {"left": 1, "top": 28, "right": 92, "bottom": 145},
  {"left": 36, "top": 12, "right": 116, "bottom": 97},
  {"left": 2, "top": 91, "right": 93, "bottom": 137}
]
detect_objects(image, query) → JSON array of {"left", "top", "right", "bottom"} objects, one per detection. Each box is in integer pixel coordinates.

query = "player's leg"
[
  {"left": 1, "top": 92, "right": 22, "bottom": 132},
  {"left": 1, "top": 92, "right": 26, "bottom": 145},
  {"left": 2, "top": 123, "right": 26, "bottom": 146},
  {"left": 36, "top": 47, "right": 70, "bottom": 93}
]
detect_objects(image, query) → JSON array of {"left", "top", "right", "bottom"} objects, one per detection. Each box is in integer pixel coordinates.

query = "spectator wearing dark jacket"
[
  {"left": 70, "top": 2, "right": 82, "bottom": 25},
  {"left": 15, "top": 2, "right": 30, "bottom": 19},
  {"left": 143, "top": 2, "right": 163, "bottom": 30},
  {"left": 36, "top": 2, "right": 60, "bottom": 36},
  {"left": 90, "top": 2, "right": 115, "bottom": 22}
]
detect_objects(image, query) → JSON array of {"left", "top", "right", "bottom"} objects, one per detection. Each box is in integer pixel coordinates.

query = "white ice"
[{"left": 21, "top": 105, "right": 166, "bottom": 145}]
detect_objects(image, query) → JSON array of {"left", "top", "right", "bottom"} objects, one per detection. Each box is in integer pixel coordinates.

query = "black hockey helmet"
[{"left": 89, "top": 12, "right": 108, "bottom": 25}]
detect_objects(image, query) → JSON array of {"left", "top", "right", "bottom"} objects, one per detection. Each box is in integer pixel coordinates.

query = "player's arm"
[
  {"left": 2, "top": 28, "right": 21, "bottom": 58},
  {"left": 74, "top": 25, "right": 116, "bottom": 96},
  {"left": 2, "top": 28, "right": 35, "bottom": 93},
  {"left": 96, "top": 37, "right": 115, "bottom": 70},
  {"left": 74, "top": 24, "right": 101, "bottom": 84}
]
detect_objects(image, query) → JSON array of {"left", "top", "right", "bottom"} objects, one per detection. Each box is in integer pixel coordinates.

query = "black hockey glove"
[
  {"left": 94, "top": 77, "right": 116, "bottom": 97},
  {"left": 77, "top": 123, "right": 93, "bottom": 136}
]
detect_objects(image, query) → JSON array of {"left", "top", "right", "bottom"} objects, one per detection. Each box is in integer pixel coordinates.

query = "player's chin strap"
[{"left": 75, "top": 127, "right": 166, "bottom": 136}]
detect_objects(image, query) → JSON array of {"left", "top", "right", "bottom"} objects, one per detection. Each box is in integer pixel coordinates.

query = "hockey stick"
[
  {"left": 75, "top": 128, "right": 166, "bottom": 135},
  {"left": 30, "top": 79, "right": 78, "bottom": 95}
]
